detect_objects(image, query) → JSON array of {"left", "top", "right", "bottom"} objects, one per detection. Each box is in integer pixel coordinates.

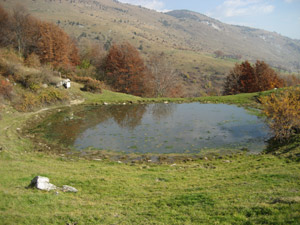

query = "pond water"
[{"left": 36, "top": 103, "right": 271, "bottom": 154}]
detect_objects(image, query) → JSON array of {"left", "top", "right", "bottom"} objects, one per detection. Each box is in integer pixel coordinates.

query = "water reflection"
[
  {"left": 36, "top": 103, "right": 271, "bottom": 154},
  {"left": 151, "top": 104, "right": 177, "bottom": 121}
]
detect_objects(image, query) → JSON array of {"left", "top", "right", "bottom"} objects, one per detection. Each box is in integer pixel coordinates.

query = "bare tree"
[
  {"left": 11, "top": 4, "right": 31, "bottom": 55},
  {"left": 147, "top": 52, "right": 181, "bottom": 97}
]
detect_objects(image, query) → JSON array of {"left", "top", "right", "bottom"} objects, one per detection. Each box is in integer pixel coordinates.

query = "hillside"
[{"left": 1, "top": 0, "right": 300, "bottom": 96}]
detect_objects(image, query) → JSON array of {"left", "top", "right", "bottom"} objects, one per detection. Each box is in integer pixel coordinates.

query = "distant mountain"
[
  {"left": 166, "top": 10, "right": 300, "bottom": 71},
  {"left": 1, "top": 0, "right": 300, "bottom": 96}
]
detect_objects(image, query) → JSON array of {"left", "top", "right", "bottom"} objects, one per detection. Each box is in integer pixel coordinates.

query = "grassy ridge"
[{"left": 0, "top": 87, "right": 300, "bottom": 224}]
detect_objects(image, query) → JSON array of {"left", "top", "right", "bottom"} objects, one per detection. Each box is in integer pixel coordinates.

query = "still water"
[{"left": 37, "top": 103, "right": 271, "bottom": 154}]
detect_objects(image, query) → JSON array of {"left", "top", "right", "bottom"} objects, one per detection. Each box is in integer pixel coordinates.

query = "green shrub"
[
  {"left": 14, "top": 87, "right": 69, "bottom": 112},
  {"left": 38, "top": 87, "right": 69, "bottom": 104}
]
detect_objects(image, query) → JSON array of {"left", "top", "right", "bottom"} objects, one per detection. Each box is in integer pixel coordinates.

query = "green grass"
[
  {"left": 0, "top": 151, "right": 299, "bottom": 224},
  {"left": 1, "top": 88, "right": 300, "bottom": 224}
]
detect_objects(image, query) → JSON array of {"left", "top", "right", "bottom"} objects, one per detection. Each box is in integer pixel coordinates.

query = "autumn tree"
[
  {"left": 223, "top": 60, "right": 285, "bottom": 95},
  {"left": 0, "top": 5, "right": 11, "bottom": 47},
  {"left": 0, "top": 4, "right": 40, "bottom": 57},
  {"left": 36, "top": 21, "right": 79, "bottom": 68},
  {"left": 0, "top": 4, "right": 79, "bottom": 68},
  {"left": 147, "top": 52, "right": 182, "bottom": 97},
  {"left": 104, "top": 42, "right": 149, "bottom": 96}
]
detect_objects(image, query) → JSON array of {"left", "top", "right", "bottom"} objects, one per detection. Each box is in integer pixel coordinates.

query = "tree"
[
  {"left": 214, "top": 50, "right": 224, "bottom": 58},
  {"left": 0, "top": 4, "right": 79, "bottom": 68},
  {"left": 223, "top": 60, "right": 285, "bottom": 95},
  {"left": 36, "top": 21, "right": 79, "bottom": 68},
  {"left": 104, "top": 42, "right": 149, "bottom": 96},
  {"left": 0, "top": 5, "right": 11, "bottom": 46},
  {"left": 147, "top": 52, "right": 182, "bottom": 97}
]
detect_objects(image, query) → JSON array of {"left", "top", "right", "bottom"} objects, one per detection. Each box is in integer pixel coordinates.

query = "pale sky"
[{"left": 118, "top": 0, "right": 300, "bottom": 40}]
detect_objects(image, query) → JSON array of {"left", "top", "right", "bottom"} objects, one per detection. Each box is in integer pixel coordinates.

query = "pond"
[{"left": 35, "top": 103, "right": 271, "bottom": 154}]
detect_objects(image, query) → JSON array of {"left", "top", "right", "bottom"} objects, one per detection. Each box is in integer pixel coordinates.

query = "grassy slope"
[{"left": 0, "top": 87, "right": 300, "bottom": 224}]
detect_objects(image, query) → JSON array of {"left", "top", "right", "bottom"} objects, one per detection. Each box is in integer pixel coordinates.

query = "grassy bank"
[
  {"left": 0, "top": 87, "right": 300, "bottom": 224},
  {"left": 0, "top": 151, "right": 299, "bottom": 224}
]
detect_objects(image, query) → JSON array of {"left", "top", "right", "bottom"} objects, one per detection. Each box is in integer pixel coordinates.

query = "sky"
[{"left": 118, "top": 0, "right": 300, "bottom": 40}]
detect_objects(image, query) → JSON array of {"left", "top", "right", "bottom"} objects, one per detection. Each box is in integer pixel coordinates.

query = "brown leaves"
[
  {"left": 37, "top": 22, "right": 79, "bottom": 68},
  {"left": 223, "top": 60, "right": 285, "bottom": 95},
  {"left": 104, "top": 42, "right": 149, "bottom": 96},
  {"left": 0, "top": 4, "right": 79, "bottom": 69}
]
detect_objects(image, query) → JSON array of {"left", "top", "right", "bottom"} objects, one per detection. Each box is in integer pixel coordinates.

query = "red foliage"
[
  {"left": 104, "top": 42, "right": 149, "bottom": 96},
  {"left": 223, "top": 60, "right": 285, "bottom": 95}
]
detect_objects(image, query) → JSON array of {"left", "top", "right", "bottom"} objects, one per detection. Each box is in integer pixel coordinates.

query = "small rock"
[
  {"left": 103, "top": 102, "right": 109, "bottom": 105},
  {"left": 28, "top": 176, "right": 57, "bottom": 191},
  {"left": 117, "top": 161, "right": 122, "bottom": 164},
  {"left": 61, "top": 185, "right": 78, "bottom": 193},
  {"left": 164, "top": 101, "right": 169, "bottom": 104},
  {"left": 223, "top": 160, "right": 231, "bottom": 163},
  {"left": 93, "top": 158, "right": 102, "bottom": 161},
  {"left": 41, "top": 84, "right": 48, "bottom": 88}
]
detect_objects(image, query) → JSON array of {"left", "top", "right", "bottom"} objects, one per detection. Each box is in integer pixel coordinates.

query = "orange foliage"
[
  {"left": 223, "top": 60, "right": 285, "bottom": 95},
  {"left": 104, "top": 42, "right": 149, "bottom": 96},
  {"left": 261, "top": 87, "right": 300, "bottom": 141},
  {"left": 37, "top": 22, "right": 79, "bottom": 68},
  {"left": 0, "top": 4, "right": 79, "bottom": 69}
]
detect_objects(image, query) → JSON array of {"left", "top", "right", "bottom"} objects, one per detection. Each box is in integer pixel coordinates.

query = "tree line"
[{"left": 0, "top": 4, "right": 181, "bottom": 98}]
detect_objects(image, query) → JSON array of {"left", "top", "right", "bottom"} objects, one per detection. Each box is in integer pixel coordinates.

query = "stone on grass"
[
  {"left": 28, "top": 176, "right": 57, "bottom": 191},
  {"left": 61, "top": 185, "right": 78, "bottom": 193}
]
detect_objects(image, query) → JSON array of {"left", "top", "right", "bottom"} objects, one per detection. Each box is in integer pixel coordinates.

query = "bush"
[
  {"left": 261, "top": 87, "right": 300, "bottom": 141},
  {"left": 0, "top": 78, "right": 13, "bottom": 100},
  {"left": 14, "top": 92, "right": 39, "bottom": 112},
  {"left": 14, "top": 87, "right": 69, "bottom": 112},
  {"left": 38, "top": 87, "right": 69, "bottom": 104},
  {"left": 81, "top": 78, "right": 102, "bottom": 93},
  {"left": 67, "top": 74, "right": 103, "bottom": 93},
  {"left": 25, "top": 53, "right": 41, "bottom": 68}
]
